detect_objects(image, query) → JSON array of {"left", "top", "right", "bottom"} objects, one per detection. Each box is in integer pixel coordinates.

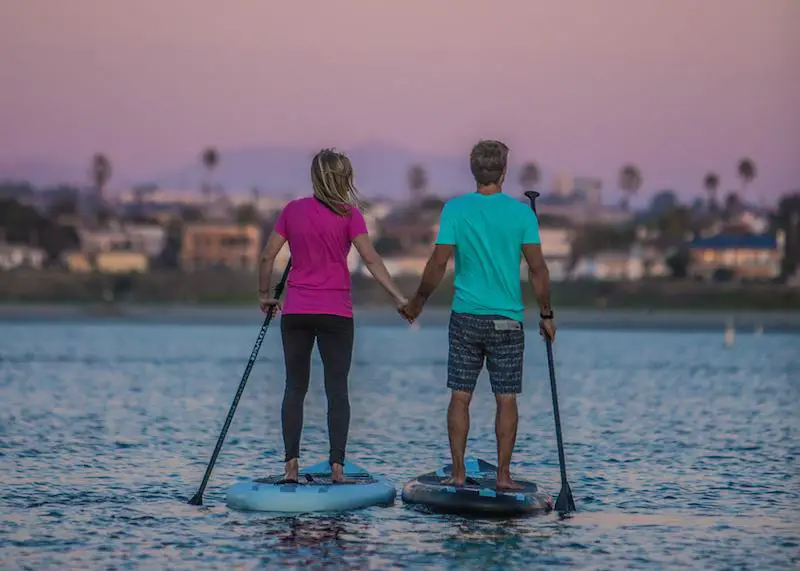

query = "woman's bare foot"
[
  {"left": 331, "top": 462, "right": 352, "bottom": 484},
  {"left": 282, "top": 458, "right": 299, "bottom": 483}
]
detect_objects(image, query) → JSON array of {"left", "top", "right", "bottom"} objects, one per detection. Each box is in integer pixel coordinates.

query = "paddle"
[
  {"left": 523, "top": 190, "right": 576, "bottom": 513},
  {"left": 188, "top": 259, "right": 292, "bottom": 506}
]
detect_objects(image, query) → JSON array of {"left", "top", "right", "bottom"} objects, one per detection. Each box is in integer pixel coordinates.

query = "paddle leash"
[
  {"left": 524, "top": 190, "right": 576, "bottom": 513},
  {"left": 188, "top": 259, "right": 292, "bottom": 506}
]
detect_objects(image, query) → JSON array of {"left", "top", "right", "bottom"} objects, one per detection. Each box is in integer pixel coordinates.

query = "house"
[
  {"left": 63, "top": 251, "right": 93, "bottom": 272},
  {"left": 96, "top": 251, "right": 149, "bottom": 274},
  {"left": 180, "top": 223, "right": 261, "bottom": 271},
  {"left": 0, "top": 243, "right": 46, "bottom": 270},
  {"left": 124, "top": 224, "right": 167, "bottom": 259},
  {"left": 529, "top": 225, "right": 574, "bottom": 282},
  {"left": 570, "top": 250, "right": 646, "bottom": 281},
  {"left": 688, "top": 232, "right": 784, "bottom": 281}
]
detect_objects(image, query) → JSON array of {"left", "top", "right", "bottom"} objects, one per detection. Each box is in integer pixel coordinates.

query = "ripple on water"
[{"left": 0, "top": 322, "right": 798, "bottom": 570}]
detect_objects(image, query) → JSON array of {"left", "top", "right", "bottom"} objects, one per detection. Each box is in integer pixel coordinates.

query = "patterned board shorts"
[{"left": 447, "top": 312, "right": 525, "bottom": 395}]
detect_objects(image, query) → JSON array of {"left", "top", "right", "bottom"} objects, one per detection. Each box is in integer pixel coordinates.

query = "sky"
[{"left": 1, "top": 0, "right": 798, "bottom": 202}]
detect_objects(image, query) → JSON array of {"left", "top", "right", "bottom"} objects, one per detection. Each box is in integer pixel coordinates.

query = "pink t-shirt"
[{"left": 274, "top": 197, "right": 368, "bottom": 317}]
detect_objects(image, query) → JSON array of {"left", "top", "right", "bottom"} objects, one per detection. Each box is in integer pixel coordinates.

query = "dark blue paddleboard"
[{"left": 402, "top": 457, "right": 553, "bottom": 516}]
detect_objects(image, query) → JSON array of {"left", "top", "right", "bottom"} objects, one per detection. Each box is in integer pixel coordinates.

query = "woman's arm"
[
  {"left": 258, "top": 230, "right": 288, "bottom": 298},
  {"left": 351, "top": 234, "right": 407, "bottom": 306}
]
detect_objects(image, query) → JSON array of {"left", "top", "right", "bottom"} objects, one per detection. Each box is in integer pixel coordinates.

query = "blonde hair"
[{"left": 310, "top": 148, "right": 363, "bottom": 216}]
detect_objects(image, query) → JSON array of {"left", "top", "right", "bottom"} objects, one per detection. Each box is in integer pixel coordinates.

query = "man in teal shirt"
[{"left": 401, "top": 140, "right": 555, "bottom": 490}]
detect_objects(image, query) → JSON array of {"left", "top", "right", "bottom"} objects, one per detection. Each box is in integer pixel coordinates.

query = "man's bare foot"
[
  {"left": 441, "top": 466, "right": 466, "bottom": 486},
  {"left": 495, "top": 476, "right": 524, "bottom": 491},
  {"left": 331, "top": 463, "right": 352, "bottom": 484},
  {"left": 441, "top": 476, "right": 466, "bottom": 486}
]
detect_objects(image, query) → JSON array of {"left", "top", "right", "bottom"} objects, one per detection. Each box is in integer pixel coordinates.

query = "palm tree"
[
  {"left": 91, "top": 153, "right": 112, "bottom": 201},
  {"left": 519, "top": 162, "right": 540, "bottom": 192},
  {"left": 703, "top": 172, "right": 720, "bottom": 212},
  {"left": 201, "top": 147, "right": 220, "bottom": 201},
  {"left": 91, "top": 153, "right": 112, "bottom": 224},
  {"left": 408, "top": 164, "right": 428, "bottom": 203},
  {"left": 737, "top": 157, "right": 756, "bottom": 195},
  {"left": 618, "top": 164, "right": 642, "bottom": 211}
]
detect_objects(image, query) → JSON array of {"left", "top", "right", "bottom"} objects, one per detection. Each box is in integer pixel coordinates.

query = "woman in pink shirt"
[{"left": 257, "top": 149, "right": 407, "bottom": 484}]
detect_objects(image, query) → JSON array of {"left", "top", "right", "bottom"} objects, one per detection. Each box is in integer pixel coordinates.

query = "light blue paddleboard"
[{"left": 226, "top": 460, "right": 396, "bottom": 513}]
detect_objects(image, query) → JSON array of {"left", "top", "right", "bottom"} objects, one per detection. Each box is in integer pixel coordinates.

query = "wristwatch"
[{"left": 540, "top": 311, "right": 554, "bottom": 320}]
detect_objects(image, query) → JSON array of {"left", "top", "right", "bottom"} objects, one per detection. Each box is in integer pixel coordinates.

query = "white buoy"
[
  {"left": 724, "top": 319, "right": 735, "bottom": 348},
  {"left": 754, "top": 325, "right": 763, "bottom": 336}
]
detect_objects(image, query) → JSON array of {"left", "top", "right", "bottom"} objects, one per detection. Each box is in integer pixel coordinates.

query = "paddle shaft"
[
  {"left": 545, "top": 338, "right": 569, "bottom": 486},
  {"left": 524, "top": 190, "right": 575, "bottom": 511},
  {"left": 188, "top": 259, "right": 292, "bottom": 505}
]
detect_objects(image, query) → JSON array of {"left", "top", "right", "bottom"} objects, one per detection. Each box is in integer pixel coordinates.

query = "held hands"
[{"left": 398, "top": 295, "right": 424, "bottom": 324}]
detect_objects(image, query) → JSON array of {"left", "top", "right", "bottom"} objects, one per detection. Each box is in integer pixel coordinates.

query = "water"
[{"left": 1, "top": 315, "right": 798, "bottom": 570}]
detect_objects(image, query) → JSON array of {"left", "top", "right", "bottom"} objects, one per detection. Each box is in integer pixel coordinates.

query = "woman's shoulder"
[{"left": 280, "top": 196, "right": 314, "bottom": 213}]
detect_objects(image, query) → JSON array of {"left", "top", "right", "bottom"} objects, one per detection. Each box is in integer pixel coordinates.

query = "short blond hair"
[{"left": 310, "top": 149, "right": 362, "bottom": 215}]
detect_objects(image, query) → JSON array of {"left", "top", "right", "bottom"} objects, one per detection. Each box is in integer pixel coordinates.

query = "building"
[
  {"left": 531, "top": 191, "right": 630, "bottom": 226},
  {"left": 63, "top": 252, "right": 93, "bottom": 272},
  {"left": 523, "top": 226, "right": 574, "bottom": 281},
  {"left": 180, "top": 223, "right": 261, "bottom": 271},
  {"left": 688, "top": 232, "right": 784, "bottom": 281},
  {"left": 0, "top": 243, "right": 46, "bottom": 270},
  {"left": 570, "top": 250, "right": 644, "bottom": 281},
  {"left": 124, "top": 224, "right": 167, "bottom": 259},
  {"left": 96, "top": 251, "right": 149, "bottom": 274}
]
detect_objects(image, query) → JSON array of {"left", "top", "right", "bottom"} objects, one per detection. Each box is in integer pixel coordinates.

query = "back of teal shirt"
[{"left": 435, "top": 192, "right": 541, "bottom": 321}]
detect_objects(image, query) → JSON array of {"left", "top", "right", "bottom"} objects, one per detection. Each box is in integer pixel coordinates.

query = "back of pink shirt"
[{"left": 274, "top": 197, "right": 368, "bottom": 317}]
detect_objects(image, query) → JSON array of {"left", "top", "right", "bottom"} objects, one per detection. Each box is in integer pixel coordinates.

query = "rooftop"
[{"left": 689, "top": 233, "right": 777, "bottom": 250}]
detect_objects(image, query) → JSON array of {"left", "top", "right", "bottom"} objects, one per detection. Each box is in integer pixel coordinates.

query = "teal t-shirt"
[{"left": 435, "top": 192, "right": 541, "bottom": 321}]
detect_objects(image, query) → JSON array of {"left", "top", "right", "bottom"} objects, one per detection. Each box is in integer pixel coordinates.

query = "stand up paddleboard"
[
  {"left": 402, "top": 457, "right": 553, "bottom": 516},
  {"left": 226, "top": 460, "right": 396, "bottom": 513}
]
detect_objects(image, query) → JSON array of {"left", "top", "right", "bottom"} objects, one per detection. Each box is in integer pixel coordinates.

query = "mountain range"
[{"left": 0, "top": 143, "right": 560, "bottom": 200}]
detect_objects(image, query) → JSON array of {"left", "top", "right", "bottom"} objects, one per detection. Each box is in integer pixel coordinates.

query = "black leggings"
[{"left": 280, "top": 313, "right": 354, "bottom": 466}]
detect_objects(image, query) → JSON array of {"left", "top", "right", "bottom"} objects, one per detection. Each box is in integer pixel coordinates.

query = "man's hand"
[
  {"left": 399, "top": 295, "right": 425, "bottom": 323},
  {"left": 539, "top": 317, "right": 556, "bottom": 342},
  {"left": 259, "top": 292, "right": 282, "bottom": 314}
]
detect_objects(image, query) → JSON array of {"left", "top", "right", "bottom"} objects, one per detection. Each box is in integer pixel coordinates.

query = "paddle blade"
[
  {"left": 187, "top": 492, "right": 204, "bottom": 506},
  {"left": 554, "top": 482, "right": 576, "bottom": 513}
]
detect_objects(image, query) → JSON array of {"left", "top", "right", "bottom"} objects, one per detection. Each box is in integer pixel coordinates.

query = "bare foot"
[
  {"left": 495, "top": 476, "right": 524, "bottom": 491},
  {"left": 331, "top": 463, "right": 352, "bottom": 484},
  {"left": 281, "top": 459, "right": 299, "bottom": 483},
  {"left": 441, "top": 475, "right": 466, "bottom": 487}
]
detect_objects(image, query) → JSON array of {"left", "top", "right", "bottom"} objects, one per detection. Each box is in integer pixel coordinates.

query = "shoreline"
[{"left": 1, "top": 303, "right": 799, "bottom": 331}]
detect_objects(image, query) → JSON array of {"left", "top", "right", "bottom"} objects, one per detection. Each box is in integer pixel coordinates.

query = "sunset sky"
[{"left": 1, "top": 0, "right": 798, "bottom": 200}]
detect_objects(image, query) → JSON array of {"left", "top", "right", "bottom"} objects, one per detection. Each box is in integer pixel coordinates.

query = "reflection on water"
[{"left": 0, "top": 321, "right": 798, "bottom": 569}]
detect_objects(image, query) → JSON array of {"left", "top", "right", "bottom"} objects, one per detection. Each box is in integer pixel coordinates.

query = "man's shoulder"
[
  {"left": 443, "top": 194, "right": 472, "bottom": 208},
  {"left": 498, "top": 193, "right": 530, "bottom": 210}
]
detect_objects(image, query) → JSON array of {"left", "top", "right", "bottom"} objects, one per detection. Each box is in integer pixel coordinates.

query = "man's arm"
[
  {"left": 522, "top": 243, "right": 551, "bottom": 315},
  {"left": 414, "top": 244, "right": 454, "bottom": 303},
  {"left": 257, "top": 231, "right": 287, "bottom": 296}
]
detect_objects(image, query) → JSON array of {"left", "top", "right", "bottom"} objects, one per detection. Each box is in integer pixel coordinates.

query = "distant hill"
[
  {"left": 0, "top": 160, "right": 88, "bottom": 187},
  {"left": 146, "top": 143, "right": 548, "bottom": 198},
  {"left": 0, "top": 143, "right": 552, "bottom": 199}
]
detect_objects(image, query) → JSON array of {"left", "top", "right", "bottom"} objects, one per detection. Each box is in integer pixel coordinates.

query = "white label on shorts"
[{"left": 493, "top": 320, "right": 521, "bottom": 331}]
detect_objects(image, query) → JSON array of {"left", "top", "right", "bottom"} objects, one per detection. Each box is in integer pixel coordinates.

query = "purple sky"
[{"left": 1, "top": 0, "right": 798, "bottom": 201}]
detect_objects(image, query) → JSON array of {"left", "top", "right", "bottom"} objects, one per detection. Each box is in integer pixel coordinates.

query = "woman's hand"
[{"left": 259, "top": 293, "right": 282, "bottom": 314}]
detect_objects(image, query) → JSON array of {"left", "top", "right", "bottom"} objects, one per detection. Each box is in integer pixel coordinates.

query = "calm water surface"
[{"left": 0, "top": 315, "right": 798, "bottom": 570}]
